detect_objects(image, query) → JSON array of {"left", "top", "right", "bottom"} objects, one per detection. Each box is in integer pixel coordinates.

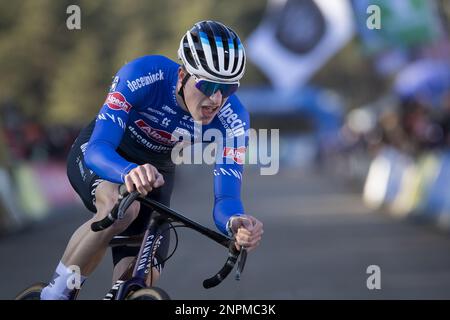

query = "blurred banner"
[
  {"left": 352, "top": 0, "right": 443, "bottom": 55},
  {"left": 1, "top": 160, "right": 79, "bottom": 234},
  {"left": 14, "top": 162, "right": 78, "bottom": 220},
  {"left": 351, "top": 0, "right": 447, "bottom": 75},
  {"left": 238, "top": 86, "right": 344, "bottom": 137},
  {"left": 362, "top": 147, "right": 450, "bottom": 229},
  {"left": 0, "top": 167, "right": 23, "bottom": 233},
  {"left": 247, "top": 0, "right": 354, "bottom": 90}
]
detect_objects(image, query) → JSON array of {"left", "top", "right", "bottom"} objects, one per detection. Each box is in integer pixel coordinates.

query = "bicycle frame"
[{"left": 111, "top": 213, "right": 166, "bottom": 300}]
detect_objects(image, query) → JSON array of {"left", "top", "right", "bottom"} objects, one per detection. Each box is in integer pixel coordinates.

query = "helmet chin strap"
[{"left": 177, "top": 73, "right": 191, "bottom": 114}]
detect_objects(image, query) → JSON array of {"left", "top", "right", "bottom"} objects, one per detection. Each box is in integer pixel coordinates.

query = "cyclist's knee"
[
  {"left": 94, "top": 181, "right": 120, "bottom": 213},
  {"left": 93, "top": 181, "right": 140, "bottom": 235}
]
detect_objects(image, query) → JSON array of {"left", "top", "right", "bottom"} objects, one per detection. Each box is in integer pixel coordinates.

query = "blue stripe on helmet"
[
  {"left": 215, "top": 36, "right": 223, "bottom": 47},
  {"left": 199, "top": 31, "right": 210, "bottom": 46},
  {"left": 228, "top": 39, "right": 234, "bottom": 50},
  {"left": 236, "top": 37, "right": 243, "bottom": 49}
]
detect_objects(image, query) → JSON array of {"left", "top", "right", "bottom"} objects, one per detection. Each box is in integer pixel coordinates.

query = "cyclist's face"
[{"left": 177, "top": 68, "right": 227, "bottom": 125}]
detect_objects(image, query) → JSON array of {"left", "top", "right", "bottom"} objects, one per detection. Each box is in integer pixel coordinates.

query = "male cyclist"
[{"left": 38, "top": 20, "right": 264, "bottom": 300}]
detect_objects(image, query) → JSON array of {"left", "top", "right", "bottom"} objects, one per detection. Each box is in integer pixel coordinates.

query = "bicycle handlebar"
[
  {"left": 203, "top": 242, "right": 247, "bottom": 288},
  {"left": 90, "top": 184, "right": 247, "bottom": 287}
]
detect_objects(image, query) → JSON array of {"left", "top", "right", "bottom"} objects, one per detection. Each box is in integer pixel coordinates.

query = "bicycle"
[{"left": 15, "top": 185, "right": 248, "bottom": 300}]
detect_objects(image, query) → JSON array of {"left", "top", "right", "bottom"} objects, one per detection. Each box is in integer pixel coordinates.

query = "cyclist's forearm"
[
  {"left": 213, "top": 160, "right": 245, "bottom": 234},
  {"left": 213, "top": 197, "right": 244, "bottom": 235}
]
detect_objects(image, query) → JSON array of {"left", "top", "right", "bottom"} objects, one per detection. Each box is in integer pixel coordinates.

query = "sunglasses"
[{"left": 192, "top": 74, "right": 240, "bottom": 98}]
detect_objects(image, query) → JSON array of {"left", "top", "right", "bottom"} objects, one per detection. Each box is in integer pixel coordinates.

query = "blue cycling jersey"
[{"left": 84, "top": 55, "right": 250, "bottom": 235}]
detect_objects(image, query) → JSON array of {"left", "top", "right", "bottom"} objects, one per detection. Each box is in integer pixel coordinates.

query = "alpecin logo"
[
  {"left": 135, "top": 119, "right": 177, "bottom": 146},
  {"left": 223, "top": 146, "right": 246, "bottom": 164},
  {"left": 104, "top": 92, "right": 132, "bottom": 113}
]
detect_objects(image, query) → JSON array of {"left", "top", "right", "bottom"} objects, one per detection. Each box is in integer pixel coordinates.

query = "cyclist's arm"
[
  {"left": 85, "top": 104, "right": 137, "bottom": 184},
  {"left": 85, "top": 64, "right": 142, "bottom": 184},
  {"left": 212, "top": 102, "right": 249, "bottom": 235},
  {"left": 213, "top": 160, "right": 245, "bottom": 235}
]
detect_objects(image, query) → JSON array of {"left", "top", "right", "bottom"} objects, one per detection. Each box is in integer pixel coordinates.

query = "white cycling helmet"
[{"left": 178, "top": 20, "right": 246, "bottom": 83}]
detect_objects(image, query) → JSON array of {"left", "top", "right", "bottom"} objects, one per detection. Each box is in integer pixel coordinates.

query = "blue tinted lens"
[{"left": 195, "top": 80, "right": 239, "bottom": 98}]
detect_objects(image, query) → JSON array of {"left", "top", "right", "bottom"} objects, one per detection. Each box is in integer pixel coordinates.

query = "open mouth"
[{"left": 201, "top": 105, "right": 219, "bottom": 118}]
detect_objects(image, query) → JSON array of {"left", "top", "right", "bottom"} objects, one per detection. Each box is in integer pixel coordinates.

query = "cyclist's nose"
[{"left": 209, "top": 90, "right": 223, "bottom": 105}]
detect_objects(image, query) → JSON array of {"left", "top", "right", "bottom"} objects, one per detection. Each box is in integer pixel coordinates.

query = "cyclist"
[{"left": 39, "top": 20, "right": 264, "bottom": 300}]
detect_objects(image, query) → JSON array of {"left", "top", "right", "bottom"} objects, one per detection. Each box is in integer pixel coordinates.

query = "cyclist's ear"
[{"left": 178, "top": 66, "right": 187, "bottom": 79}]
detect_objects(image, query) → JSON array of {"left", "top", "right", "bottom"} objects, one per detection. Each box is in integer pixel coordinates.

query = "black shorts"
[{"left": 66, "top": 121, "right": 176, "bottom": 270}]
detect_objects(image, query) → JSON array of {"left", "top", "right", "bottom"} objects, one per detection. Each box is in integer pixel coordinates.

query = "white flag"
[{"left": 247, "top": 0, "right": 355, "bottom": 91}]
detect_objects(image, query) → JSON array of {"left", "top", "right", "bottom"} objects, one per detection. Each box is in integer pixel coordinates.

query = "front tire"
[
  {"left": 15, "top": 282, "right": 47, "bottom": 300},
  {"left": 125, "top": 287, "right": 170, "bottom": 300}
]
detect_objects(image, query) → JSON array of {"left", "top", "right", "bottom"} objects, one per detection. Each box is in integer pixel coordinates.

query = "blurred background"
[{"left": 1, "top": 0, "right": 450, "bottom": 299}]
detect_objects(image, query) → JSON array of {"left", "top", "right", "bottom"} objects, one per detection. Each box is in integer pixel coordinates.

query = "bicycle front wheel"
[
  {"left": 125, "top": 287, "right": 170, "bottom": 300},
  {"left": 15, "top": 282, "right": 47, "bottom": 300}
]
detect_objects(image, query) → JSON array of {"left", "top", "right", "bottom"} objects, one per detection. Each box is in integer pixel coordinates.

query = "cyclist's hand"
[
  {"left": 228, "top": 214, "right": 263, "bottom": 252},
  {"left": 124, "top": 164, "right": 165, "bottom": 196}
]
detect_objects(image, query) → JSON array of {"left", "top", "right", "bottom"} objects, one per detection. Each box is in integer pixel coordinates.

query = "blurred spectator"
[
  {"left": 1, "top": 103, "right": 79, "bottom": 163},
  {"left": 394, "top": 59, "right": 450, "bottom": 154},
  {"left": 0, "top": 128, "right": 8, "bottom": 168}
]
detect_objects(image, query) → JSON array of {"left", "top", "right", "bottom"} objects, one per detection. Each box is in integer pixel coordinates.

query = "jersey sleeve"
[
  {"left": 85, "top": 59, "right": 148, "bottom": 183},
  {"left": 212, "top": 97, "right": 250, "bottom": 235}
]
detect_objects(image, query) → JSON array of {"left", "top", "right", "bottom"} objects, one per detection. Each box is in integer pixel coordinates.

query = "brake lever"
[
  {"left": 116, "top": 186, "right": 139, "bottom": 220},
  {"left": 235, "top": 246, "right": 247, "bottom": 281}
]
